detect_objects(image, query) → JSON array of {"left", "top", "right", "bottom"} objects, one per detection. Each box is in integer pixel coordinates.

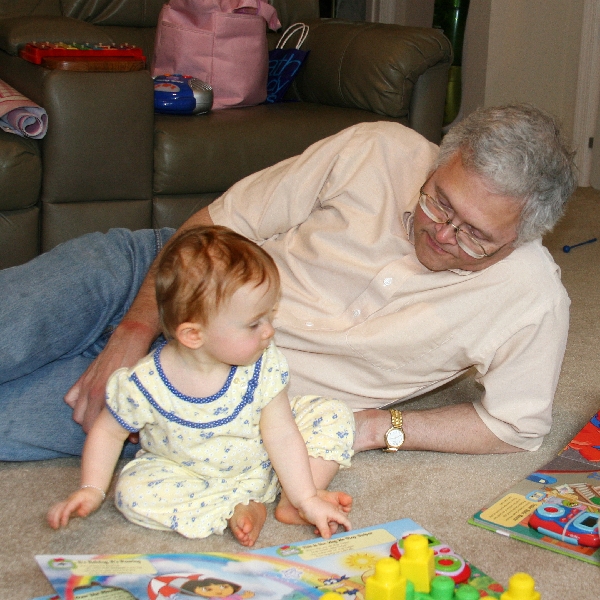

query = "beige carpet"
[{"left": 2, "top": 187, "right": 600, "bottom": 599}]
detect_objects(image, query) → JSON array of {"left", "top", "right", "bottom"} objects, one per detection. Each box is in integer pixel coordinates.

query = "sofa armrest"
[
  {"left": 0, "top": 50, "right": 154, "bottom": 204},
  {"left": 42, "top": 67, "right": 154, "bottom": 203},
  {"left": 288, "top": 20, "right": 452, "bottom": 131},
  {"left": 0, "top": 14, "right": 154, "bottom": 203}
]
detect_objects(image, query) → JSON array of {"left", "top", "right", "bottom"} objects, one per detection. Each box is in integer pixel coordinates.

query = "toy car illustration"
[{"left": 529, "top": 502, "right": 600, "bottom": 547}]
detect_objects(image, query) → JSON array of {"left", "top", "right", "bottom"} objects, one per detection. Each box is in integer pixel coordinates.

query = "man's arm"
[
  {"left": 351, "top": 256, "right": 569, "bottom": 456},
  {"left": 208, "top": 123, "right": 437, "bottom": 244},
  {"left": 65, "top": 123, "right": 436, "bottom": 432},
  {"left": 353, "top": 403, "right": 523, "bottom": 454},
  {"left": 64, "top": 206, "right": 215, "bottom": 432},
  {"left": 63, "top": 120, "right": 352, "bottom": 433}
]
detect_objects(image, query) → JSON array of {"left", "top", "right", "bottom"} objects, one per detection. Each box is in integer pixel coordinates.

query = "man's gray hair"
[{"left": 436, "top": 104, "right": 577, "bottom": 245}]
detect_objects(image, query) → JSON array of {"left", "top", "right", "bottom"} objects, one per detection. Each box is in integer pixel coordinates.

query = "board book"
[
  {"left": 32, "top": 518, "right": 505, "bottom": 599},
  {"left": 249, "top": 518, "right": 504, "bottom": 597},
  {"left": 470, "top": 410, "right": 600, "bottom": 566}
]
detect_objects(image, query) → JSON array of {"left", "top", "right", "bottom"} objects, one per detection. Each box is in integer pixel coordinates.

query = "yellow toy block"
[
  {"left": 320, "top": 593, "right": 345, "bottom": 600},
  {"left": 365, "top": 556, "right": 408, "bottom": 600},
  {"left": 500, "top": 573, "right": 541, "bottom": 600},
  {"left": 399, "top": 534, "right": 435, "bottom": 593}
]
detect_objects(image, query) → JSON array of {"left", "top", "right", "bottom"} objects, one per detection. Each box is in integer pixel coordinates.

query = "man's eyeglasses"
[{"left": 418, "top": 187, "right": 494, "bottom": 259}]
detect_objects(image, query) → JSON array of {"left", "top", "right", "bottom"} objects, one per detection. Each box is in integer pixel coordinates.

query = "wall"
[
  {"left": 481, "top": 0, "right": 584, "bottom": 143},
  {"left": 591, "top": 108, "right": 600, "bottom": 189},
  {"left": 463, "top": 0, "right": 589, "bottom": 184},
  {"left": 371, "top": 0, "right": 585, "bottom": 148}
]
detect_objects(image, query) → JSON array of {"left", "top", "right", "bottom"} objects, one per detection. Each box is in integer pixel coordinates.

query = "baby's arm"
[
  {"left": 260, "top": 391, "right": 351, "bottom": 538},
  {"left": 47, "top": 407, "right": 130, "bottom": 529}
]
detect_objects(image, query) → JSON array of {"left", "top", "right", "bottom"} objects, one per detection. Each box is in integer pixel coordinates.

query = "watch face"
[{"left": 386, "top": 428, "right": 405, "bottom": 448}]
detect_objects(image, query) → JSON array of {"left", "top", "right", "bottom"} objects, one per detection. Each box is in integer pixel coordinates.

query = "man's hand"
[
  {"left": 64, "top": 321, "right": 156, "bottom": 433},
  {"left": 64, "top": 206, "right": 215, "bottom": 434}
]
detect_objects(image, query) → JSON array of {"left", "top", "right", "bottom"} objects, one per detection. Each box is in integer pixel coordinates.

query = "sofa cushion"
[
  {"left": 153, "top": 102, "right": 405, "bottom": 195},
  {"left": 0, "top": 129, "right": 40, "bottom": 268},
  {"left": 0, "top": 0, "right": 62, "bottom": 18},
  {"left": 0, "top": 16, "right": 113, "bottom": 55},
  {"left": 0, "top": 129, "right": 41, "bottom": 211},
  {"left": 61, "top": 0, "right": 164, "bottom": 27},
  {"left": 270, "top": 0, "right": 318, "bottom": 30},
  {"left": 290, "top": 21, "right": 452, "bottom": 119},
  {"left": 0, "top": 204, "right": 39, "bottom": 269}
]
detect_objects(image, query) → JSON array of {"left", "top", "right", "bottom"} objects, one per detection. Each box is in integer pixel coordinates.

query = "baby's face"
[{"left": 200, "top": 281, "right": 278, "bottom": 366}]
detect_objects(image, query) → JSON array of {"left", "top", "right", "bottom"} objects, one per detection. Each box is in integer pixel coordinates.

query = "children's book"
[
  {"left": 469, "top": 410, "right": 600, "bottom": 566},
  {"left": 33, "top": 518, "right": 505, "bottom": 599},
  {"left": 250, "top": 518, "right": 505, "bottom": 598},
  {"left": 34, "top": 552, "right": 346, "bottom": 600}
]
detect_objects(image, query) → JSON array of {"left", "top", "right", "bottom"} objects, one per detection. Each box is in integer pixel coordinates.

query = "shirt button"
[
  {"left": 383, "top": 277, "right": 393, "bottom": 286},
  {"left": 305, "top": 321, "right": 314, "bottom": 327},
  {"left": 353, "top": 309, "right": 361, "bottom": 317}
]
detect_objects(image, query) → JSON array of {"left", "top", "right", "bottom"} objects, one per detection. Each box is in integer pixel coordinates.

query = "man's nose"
[{"left": 434, "top": 220, "right": 458, "bottom": 244}]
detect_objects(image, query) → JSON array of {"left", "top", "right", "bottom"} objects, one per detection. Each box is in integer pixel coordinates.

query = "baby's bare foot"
[
  {"left": 228, "top": 501, "right": 267, "bottom": 547},
  {"left": 275, "top": 490, "right": 353, "bottom": 528},
  {"left": 328, "top": 490, "right": 353, "bottom": 514},
  {"left": 274, "top": 493, "right": 307, "bottom": 526}
]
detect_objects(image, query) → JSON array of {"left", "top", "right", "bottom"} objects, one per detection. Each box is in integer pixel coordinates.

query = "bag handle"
[{"left": 276, "top": 23, "right": 309, "bottom": 49}]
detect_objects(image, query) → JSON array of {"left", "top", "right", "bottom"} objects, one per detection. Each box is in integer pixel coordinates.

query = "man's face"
[{"left": 413, "top": 152, "right": 522, "bottom": 272}]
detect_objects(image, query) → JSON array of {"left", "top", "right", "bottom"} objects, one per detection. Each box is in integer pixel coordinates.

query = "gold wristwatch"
[{"left": 383, "top": 409, "right": 405, "bottom": 452}]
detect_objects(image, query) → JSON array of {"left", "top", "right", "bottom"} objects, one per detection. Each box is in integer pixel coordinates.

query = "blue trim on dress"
[
  {"left": 154, "top": 341, "right": 236, "bottom": 403},
  {"left": 107, "top": 406, "right": 138, "bottom": 432},
  {"left": 131, "top": 352, "right": 263, "bottom": 429}
]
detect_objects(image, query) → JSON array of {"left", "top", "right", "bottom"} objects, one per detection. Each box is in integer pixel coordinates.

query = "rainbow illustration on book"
[{"left": 36, "top": 552, "right": 350, "bottom": 600}]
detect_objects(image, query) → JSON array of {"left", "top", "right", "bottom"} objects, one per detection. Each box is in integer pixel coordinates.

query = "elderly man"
[{"left": 0, "top": 104, "right": 576, "bottom": 461}]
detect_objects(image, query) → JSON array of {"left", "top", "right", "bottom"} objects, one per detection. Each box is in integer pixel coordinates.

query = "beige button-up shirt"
[{"left": 210, "top": 122, "right": 570, "bottom": 450}]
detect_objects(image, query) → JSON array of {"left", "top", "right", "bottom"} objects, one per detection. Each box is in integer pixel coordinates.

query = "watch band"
[
  {"left": 390, "top": 408, "right": 403, "bottom": 430},
  {"left": 383, "top": 408, "right": 405, "bottom": 453}
]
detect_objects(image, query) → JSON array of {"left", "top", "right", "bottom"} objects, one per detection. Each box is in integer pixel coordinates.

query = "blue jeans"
[{"left": 0, "top": 227, "right": 175, "bottom": 461}]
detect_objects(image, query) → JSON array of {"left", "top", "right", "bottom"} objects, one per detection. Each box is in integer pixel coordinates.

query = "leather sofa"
[{"left": 0, "top": 0, "right": 452, "bottom": 269}]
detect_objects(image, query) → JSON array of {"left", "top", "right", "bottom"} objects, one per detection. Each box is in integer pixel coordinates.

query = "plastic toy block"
[
  {"left": 399, "top": 534, "right": 435, "bottom": 593},
  {"left": 365, "top": 539, "right": 538, "bottom": 600},
  {"left": 365, "top": 556, "right": 408, "bottom": 600},
  {"left": 411, "top": 577, "right": 479, "bottom": 600},
  {"left": 453, "top": 583, "right": 480, "bottom": 600},
  {"left": 427, "top": 575, "right": 455, "bottom": 600},
  {"left": 500, "top": 573, "right": 541, "bottom": 600},
  {"left": 320, "top": 593, "right": 345, "bottom": 600}
]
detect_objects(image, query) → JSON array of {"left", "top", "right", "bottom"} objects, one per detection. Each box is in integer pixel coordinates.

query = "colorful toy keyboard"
[{"left": 19, "top": 42, "right": 145, "bottom": 65}]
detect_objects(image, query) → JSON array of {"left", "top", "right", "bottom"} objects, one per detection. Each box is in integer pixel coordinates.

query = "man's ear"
[{"left": 175, "top": 322, "right": 204, "bottom": 350}]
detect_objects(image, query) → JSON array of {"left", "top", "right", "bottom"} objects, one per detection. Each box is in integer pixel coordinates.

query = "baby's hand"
[
  {"left": 47, "top": 487, "right": 105, "bottom": 529},
  {"left": 297, "top": 493, "right": 352, "bottom": 539}
]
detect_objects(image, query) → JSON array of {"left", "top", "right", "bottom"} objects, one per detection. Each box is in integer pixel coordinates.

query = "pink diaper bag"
[{"left": 152, "top": 0, "right": 281, "bottom": 110}]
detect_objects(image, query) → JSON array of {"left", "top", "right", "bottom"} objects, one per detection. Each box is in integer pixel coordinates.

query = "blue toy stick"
[{"left": 563, "top": 237, "right": 597, "bottom": 253}]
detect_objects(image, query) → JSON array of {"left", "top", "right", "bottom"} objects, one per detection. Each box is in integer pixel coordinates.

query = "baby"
[{"left": 48, "top": 225, "right": 354, "bottom": 545}]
